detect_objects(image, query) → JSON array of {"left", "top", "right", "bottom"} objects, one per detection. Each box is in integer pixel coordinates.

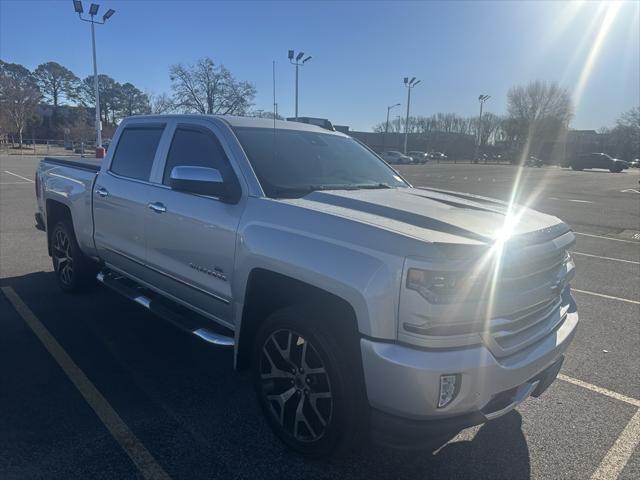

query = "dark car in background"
[
  {"left": 428, "top": 151, "right": 448, "bottom": 161},
  {"left": 525, "top": 156, "right": 543, "bottom": 167},
  {"left": 408, "top": 151, "right": 429, "bottom": 164},
  {"left": 566, "top": 153, "right": 629, "bottom": 173}
]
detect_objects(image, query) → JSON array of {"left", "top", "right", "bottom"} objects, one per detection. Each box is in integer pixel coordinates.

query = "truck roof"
[{"left": 122, "top": 114, "right": 348, "bottom": 136}]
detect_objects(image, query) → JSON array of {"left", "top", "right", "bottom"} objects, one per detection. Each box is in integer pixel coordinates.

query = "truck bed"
[{"left": 43, "top": 156, "right": 102, "bottom": 172}]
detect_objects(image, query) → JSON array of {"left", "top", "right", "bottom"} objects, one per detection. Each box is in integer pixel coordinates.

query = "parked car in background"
[
  {"left": 525, "top": 156, "right": 543, "bottom": 167},
  {"left": 408, "top": 151, "right": 429, "bottom": 164},
  {"left": 629, "top": 158, "right": 640, "bottom": 168},
  {"left": 565, "top": 153, "right": 629, "bottom": 172},
  {"left": 429, "top": 152, "right": 448, "bottom": 161},
  {"left": 381, "top": 150, "right": 412, "bottom": 164}
]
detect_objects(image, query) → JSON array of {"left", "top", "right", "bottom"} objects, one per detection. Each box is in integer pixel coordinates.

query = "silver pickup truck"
[{"left": 35, "top": 115, "right": 578, "bottom": 456}]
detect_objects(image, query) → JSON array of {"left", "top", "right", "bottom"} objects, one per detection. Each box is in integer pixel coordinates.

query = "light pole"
[
  {"left": 403, "top": 77, "right": 421, "bottom": 154},
  {"left": 288, "top": 50, "right": 311, "bottom": 118},
  {"left": 383, "top": 103, "right": 401, "bottom": 152},
  {"left": 73, "top": 1, "right": 115, "bottom": 158},
  {"left": 476, "top": 94, "right": 490, "bottom": 162}
]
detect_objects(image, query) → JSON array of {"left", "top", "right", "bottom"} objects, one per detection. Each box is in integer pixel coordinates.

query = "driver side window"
[{"left": 163, "top": 125, "right": 235, "bottom": 185}]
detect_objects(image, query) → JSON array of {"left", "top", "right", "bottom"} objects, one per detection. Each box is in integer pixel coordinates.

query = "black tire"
[
  {"left": 571, "top": 165, "right": 582, "bottom": 171},
  {"left": 609, "top": 167, "right": 622, "bottom": 173},
  {"left": 51, "top": 220, "right": 98, "bottom": 293},
  {"left": 252, "top": 305, "right": 366, "bottom": 457}
]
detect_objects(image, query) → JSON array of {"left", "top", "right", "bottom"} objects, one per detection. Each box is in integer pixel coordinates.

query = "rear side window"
[
  {"left": 110, "top": 126, "right": 165, "bottom": 181},
  {"left": 162, "top": 125, "right": 235, "bottom": 184}
]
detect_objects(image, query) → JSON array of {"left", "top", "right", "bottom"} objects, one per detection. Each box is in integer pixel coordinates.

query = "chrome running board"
[{"left": 97, "top": 269, "right": 235, "bottom": 347}]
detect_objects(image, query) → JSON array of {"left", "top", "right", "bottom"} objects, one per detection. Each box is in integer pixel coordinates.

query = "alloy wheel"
[
  {"left": 259, "top": 329, "right": 333, "bottom": 443},
  {"left": 53, "top": 229, "right": 73, "bottom": 286}
]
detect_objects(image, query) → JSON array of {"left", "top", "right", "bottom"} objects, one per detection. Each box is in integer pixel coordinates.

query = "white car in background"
[{"left": 380, "top": 150, "right": 412, "bottom": 164}]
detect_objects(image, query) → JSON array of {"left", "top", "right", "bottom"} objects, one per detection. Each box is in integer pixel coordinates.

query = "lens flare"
[{"left": 573, "top": 1, "right": 623, "bottom": 105}]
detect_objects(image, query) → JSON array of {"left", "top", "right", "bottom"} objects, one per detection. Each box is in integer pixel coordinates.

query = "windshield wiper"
[{"left": 351, "top": 183, "right": 392, "bottom": 190}]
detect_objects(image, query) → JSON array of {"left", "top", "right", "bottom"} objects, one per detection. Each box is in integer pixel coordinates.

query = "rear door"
[
  {"left": 143, "top": 120, "right": 245, "bottom": 326},
  {"left": 93, "top": 122, "right": 166, "bottom": 278}
]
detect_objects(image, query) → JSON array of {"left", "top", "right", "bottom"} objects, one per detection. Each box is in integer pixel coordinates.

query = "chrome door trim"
[
  {"left": 147, "top": 202, "right": 167, "bottom": 213},
  {"left": 105, "top": 247, "right": 231, "bottom": 305},
  {"left": 103, "top": 262, "right": 235, "bottom": 331}
]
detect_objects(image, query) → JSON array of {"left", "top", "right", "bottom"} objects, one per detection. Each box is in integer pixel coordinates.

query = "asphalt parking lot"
[{"left": 1, "top": 154, "right": 638, "bottom": 479}]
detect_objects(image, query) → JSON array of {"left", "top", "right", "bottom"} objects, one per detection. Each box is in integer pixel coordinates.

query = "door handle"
[
  {"left": 148, "top": 202, "right": 167, "bottom": 213},
  {"left": 95, "top": 187, "right": 109, "bottom": 197}
]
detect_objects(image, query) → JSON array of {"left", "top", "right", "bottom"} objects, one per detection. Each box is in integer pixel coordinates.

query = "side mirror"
[{"left": 169, "top": 166, "right": 227, "bottom": 198}]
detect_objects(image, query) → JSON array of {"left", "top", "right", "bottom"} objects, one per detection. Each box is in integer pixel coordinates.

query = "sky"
[{"left": 1, "top": 0, "right": 638, "bottom": 132}]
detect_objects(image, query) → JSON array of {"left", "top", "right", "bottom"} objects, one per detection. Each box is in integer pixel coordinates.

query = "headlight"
[{"left": 406, "top": 268, "right": 472, "bottom": 303}]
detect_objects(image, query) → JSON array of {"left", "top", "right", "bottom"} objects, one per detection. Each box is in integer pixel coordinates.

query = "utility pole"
[
  {"left": 288, "top": 50, "right": 311, "bottom": 118},
  {"left": 383, "top": 103, "right": 400, "bottom": 152},
  {"left": 73, "top": 1, "right": 115, "bottom": 158},
  {"left": 476, "top": 94, "right": 491, "bottom": 163},
  {"left": 403, "top": 77, "right": 421, "bottom": 154}
]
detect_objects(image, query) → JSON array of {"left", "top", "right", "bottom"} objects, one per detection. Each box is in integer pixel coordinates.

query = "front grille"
[{"left": 484, "top": 292, "right": 569, "bottom": 357}]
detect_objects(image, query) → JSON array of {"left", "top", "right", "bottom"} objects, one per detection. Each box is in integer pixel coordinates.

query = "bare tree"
[
  {"left": 169, "top": 57, "right": 256, "bottom": 115},
  {"left": 0, "top": 60, "right": 41, "bottom": 146},
  {"left": 506, "top": 80, "right": 573, "bottom": 158},
  {"left": 608, "top": 106, "right": 640, "bottom": 160},
  {"left": 148, "top": 92, "right": 174, "bottom": 114},
  {"left": 478, "top": 112, "right": 503, "bottom": 146}
]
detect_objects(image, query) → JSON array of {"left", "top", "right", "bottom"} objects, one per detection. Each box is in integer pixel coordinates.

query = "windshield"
[{"left": 234, "top": 127, "right": 408, "bottom": 198}]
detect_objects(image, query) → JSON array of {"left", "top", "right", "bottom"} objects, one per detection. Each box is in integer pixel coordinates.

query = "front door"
[{"left": 144, "top": 121, "right": 245, "bottom": 327}]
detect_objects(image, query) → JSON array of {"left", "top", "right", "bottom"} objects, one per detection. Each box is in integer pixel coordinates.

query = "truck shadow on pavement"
[{"left": 1, "top": 271, "right": 531, "bottom": 480}]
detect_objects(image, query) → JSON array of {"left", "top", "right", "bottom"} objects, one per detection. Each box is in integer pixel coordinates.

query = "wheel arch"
[
  {"left": 45, "top": 199, "right": 73, "bottom": 256},
  {"left": 235, "top": 268, "right": 361, "bottom": 372}
]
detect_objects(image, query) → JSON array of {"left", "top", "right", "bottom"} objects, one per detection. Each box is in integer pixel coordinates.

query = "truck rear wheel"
[
  {"left": 51, "top": 221, "right": 97, "bottom": 293},
  {"left": 252, "top": 305, "right": 366, "bottom": 457}
]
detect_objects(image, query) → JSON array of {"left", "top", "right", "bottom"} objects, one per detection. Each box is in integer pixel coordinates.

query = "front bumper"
[{"left": 361, "top": 307, "right": 578, "bottom": 443}]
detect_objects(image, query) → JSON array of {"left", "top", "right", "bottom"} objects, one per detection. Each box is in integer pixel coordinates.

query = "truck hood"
[{"left": 278, "top": 187, "right": 569, "bottom": 245}]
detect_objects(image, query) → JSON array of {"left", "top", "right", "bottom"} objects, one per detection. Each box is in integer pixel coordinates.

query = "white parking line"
[
  {"left": 572, "top": 251, "right": 640, "bottom": 265},
  {"left": 0, "top": 286, "right": 172, "bottom": 480},
  {"left": 549, "top": 197, "right": 594, "bottom": 204},
  {"left": 558, "top": 374, "right": 640, "bottom": 408},
  {"left": 0, "top": 182, "right": 32, "bottom": 185},
  {"left": 558, "top": 375, "right": 640, "bottom": 480},
  {"left": 574, "top": 232, "right": 640, "bottom": 244},
  {"left": 572, "top": 289, "right": 640, "bottom": 305},
  {"left": 3, "top": 170, "right": 34, "bottom": 182},
  {"left": 590, "top": 409, "right": 640, "bottom": 480}
]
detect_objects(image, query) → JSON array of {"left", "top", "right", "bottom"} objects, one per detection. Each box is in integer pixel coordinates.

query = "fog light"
[{"left": 438, "top": 374, "right": 460, "bottom": 408}]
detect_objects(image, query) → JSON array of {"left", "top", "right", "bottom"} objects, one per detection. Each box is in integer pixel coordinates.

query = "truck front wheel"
[
  {"left": 51, "top": 221, "right": 97, "bottom": 293},
  {"left": 252, "top": 305, "right": 366, "bottom": 457}
]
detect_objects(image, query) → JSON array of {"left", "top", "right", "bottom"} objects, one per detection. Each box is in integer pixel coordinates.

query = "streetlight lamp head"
[
  {"left": 409, "top": 77, "right": 416, "bottom": 85},
  {"left": 296, "top": 52, "right": 305, "bottom": 61},
  {"left": 288, "top": 50, "right": 294, "bottom": 60},
  {"left": 73, "top": 0, "right": 84, "bottom": 13},
  {"left": 89, "top": 3, "right": 99, "bottom": 15},
  {"left": 413, "top": 80, "right": 421, "bottom": 87},
  {"left": 302, "top": 56, "right": 311, "bottom": 63},
  {"left": 404, "top": 77, "right": 409, "bottom": 84},
  {"left": 103, "top": 8, "right": 115, "bottom": 20}
]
